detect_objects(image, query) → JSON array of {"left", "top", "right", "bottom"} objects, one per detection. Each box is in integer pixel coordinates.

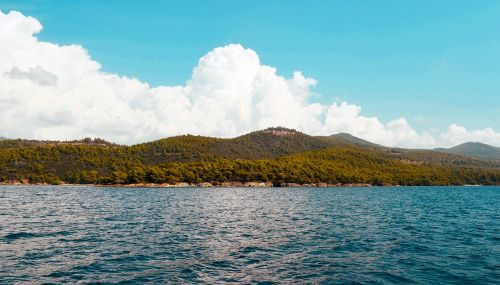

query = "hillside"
[
  {"left": 131, "top": 127, "right": 339, "bottom": 164},
  {"left": 384, "top": 148, "right": 500, "bottom": 168},
  {"left": 435, "top": 142, "right": 500, "bottom": 159},
  {"left": 1, "top": 128, "right": 499, "bottom": 186},
  {"left": 326, "top": 133, "right": 382, "bottom": 148},
  {"left": 0, "top": 137, "right": 119, "bottom": 148},
  {"left": 131, "top": 127, "right": 500, "bottom": 168}
]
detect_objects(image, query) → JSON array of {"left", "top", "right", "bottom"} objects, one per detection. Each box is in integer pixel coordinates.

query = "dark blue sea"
[{"left": 0, "top": 186, "right": 498, "bottom": 284}]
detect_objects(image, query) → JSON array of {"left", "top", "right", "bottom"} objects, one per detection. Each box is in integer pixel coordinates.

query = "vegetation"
[
  {"left": 435, "top": 142, "right": 500, "bottom": 159},
  {"left": 1, "top": 129, "right": 499, "bottom": 186}
]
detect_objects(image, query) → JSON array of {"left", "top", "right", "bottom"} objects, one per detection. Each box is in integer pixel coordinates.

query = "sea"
[{"left": 0, "top": 186, "right": 498, "bottom": 284}]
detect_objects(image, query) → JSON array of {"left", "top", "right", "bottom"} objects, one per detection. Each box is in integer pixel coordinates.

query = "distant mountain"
[{"left": 435, "top": 142, "right": 500, "bottom": 159}]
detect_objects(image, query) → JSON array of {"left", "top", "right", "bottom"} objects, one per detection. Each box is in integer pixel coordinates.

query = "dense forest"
[{"left": 1, "top": 128, "right": 499, "bottom": 186}]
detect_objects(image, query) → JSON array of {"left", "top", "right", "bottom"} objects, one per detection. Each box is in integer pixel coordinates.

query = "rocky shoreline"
[
  {"left": 0, "top": 179, "right": 379, "bottom": 188},
  {"left": 107, "top": 182, "right": 376, "bottom": 188}
]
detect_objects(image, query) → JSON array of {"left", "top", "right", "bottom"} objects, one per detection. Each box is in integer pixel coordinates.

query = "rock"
[
  {"left": 243, "top": 182, "right": 271, "bottom": 187},
  {"left": 342, "top": 183, "right": 372, "bottom": 187},
  {"left": 282, "top": 183, "right": 301, "bottom": 187}
]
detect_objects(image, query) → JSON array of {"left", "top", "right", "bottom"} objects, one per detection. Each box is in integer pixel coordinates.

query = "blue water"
[{"left": 0, "top": 186, "right": 498, "bottom": 284}]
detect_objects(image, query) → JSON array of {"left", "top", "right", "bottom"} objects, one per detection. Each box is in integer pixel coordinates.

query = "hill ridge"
[{"left": 434, "top": 141, "right": 500, "bottom": 159}]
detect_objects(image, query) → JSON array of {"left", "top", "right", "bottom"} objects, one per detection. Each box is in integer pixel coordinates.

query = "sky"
[{"left": 0, "top": 1, "right": 499, "bottom": 147}]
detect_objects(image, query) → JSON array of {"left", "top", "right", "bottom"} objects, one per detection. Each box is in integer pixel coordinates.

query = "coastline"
[
  {"left": 0, "top": 180, "right": 374, "bottom": 188},
  {"left": 0, "top": 180, "right": 487, "bottom": 188},
  {"left": 101, "top": 182, "right": 376, "bottom": 188}
]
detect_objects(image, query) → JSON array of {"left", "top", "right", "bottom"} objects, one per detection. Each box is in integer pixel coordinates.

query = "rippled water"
[{"left": 0, "top": 186, "right": 499, "bottom": 284}]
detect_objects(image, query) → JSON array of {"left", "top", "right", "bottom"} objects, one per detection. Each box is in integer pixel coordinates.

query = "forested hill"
[
  {"left": 435, "top": 142, "right": 500, "bottom": 159},
  {"left": 1, "top": 127, "right": 499, "bottom": 186},
  {"left": 131, "top": 127, "right": 338, "bottom": 163}
]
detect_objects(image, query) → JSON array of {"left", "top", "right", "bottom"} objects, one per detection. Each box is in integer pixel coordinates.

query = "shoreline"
[
  {"left": 0, "top": 181, "right": 375, "bottom": 188},
  {"left": 0, "top": 181, "right": 487, "bottom": 188}
]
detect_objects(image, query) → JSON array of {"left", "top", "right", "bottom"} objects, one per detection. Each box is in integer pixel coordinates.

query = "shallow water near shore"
[{"left": 0, "top": 186, "right": 499, "bottom": 284}]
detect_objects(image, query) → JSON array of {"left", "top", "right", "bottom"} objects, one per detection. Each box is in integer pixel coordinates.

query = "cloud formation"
[
  {"left": 5, "top": 66, "right": 58, "bottom": 86},
  {"left": 0, "top": 10, "right": 499, "bottom": 148}
]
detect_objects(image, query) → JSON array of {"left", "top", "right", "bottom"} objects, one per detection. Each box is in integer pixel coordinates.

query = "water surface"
[{"left": 0, "top": 186, "right": 499, "bottom": 284}]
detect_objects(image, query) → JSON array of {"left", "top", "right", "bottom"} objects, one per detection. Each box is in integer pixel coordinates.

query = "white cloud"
[
  {"left": 5, "top": 66, "right": 58, "bottom": 86},
  {"left": 440, "top": 124, "right": 500, "bottom": 147},
  {"left": 0, "top": 9, "right": 499, "bottom": 148}
]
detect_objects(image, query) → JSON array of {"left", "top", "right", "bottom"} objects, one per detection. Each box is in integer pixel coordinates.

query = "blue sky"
[{"left": 1, "top": 0, "right": 499, "bottom": 144}]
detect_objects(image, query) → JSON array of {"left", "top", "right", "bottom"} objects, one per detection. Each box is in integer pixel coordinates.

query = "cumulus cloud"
[
  {"left": 440, "top": 125, "right": 500, "bottom": 147},
  {"left": 0, "top": 9, "right": 499, "bottom": 148},
  {"left": 5, "top": 66, "right": 58, "bottom": 86}
]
